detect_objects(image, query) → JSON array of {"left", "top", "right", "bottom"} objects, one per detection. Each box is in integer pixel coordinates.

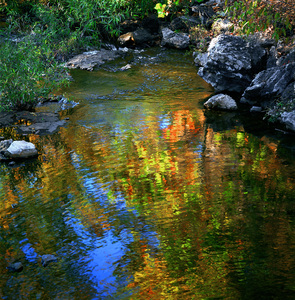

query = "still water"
[{"left": 1, "top": 48, "right": 295, "bottom": 299}]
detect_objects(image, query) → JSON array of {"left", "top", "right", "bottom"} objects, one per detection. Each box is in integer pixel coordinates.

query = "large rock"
[
  {"left": 241, "top": 62, "right": 295, "bottom": 107},
  {"left": 197, "top": 34, "right": 267, "bottom": 93},
  {"left": 5, "top": 141, "right": 38, "bottom": 159},
  {"left": 161, "top": 27, "right": 190, "bottom": 49},
  {"left": 65, "top": 49, "right": 121, "bottom": 71},
  {"left": 204, "top": 94, "right": 238, "bottom": 110}
]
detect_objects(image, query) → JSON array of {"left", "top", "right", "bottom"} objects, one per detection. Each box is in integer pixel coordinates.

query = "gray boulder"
[
  {"left": 241, "top": 62, "right": 295, "bottom": 107},
  {"left": 5, "top": 141, "right": 38, "bottom": 159},
  {"left": 204, "top": 94, "right": 238, "bottom": 110},
  {"left": 280, "top": 110, "right": 295, "bottom": 131},
  {"left": 161, "top": 27, "right": 190, "bottom": 49},
  {"left": 65, "top": 49, "right": 121, "bottom": 71},
  {"left": 197, "top": 34, "right": 266, "bottom": 93}
]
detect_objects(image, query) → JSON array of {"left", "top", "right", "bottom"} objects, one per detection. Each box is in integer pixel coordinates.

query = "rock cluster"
[
  {"left": 196, "top": 34, "right": 295, "bottom": 131},
  {"left": 62, "top": 0, "right": 295, "bottom": 132},
  {"left": 0, "top": 110, "right": 68, "bottom": 135}
]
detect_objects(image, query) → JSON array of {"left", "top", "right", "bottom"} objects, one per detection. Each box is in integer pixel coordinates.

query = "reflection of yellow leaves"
[{"left": 128, "top": 251, "right": 181, "bottom": 300}]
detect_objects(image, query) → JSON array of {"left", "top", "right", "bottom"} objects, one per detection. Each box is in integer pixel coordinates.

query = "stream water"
[{"left": 1, "top": 48, "right": 295, "bottom": 299}]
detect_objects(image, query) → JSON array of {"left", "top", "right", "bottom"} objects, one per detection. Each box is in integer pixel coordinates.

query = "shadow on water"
[{"left": 0, "top": 47, "right": 295, "bottom": 299}]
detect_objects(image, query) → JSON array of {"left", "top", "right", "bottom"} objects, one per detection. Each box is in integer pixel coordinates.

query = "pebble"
[
  {"left": 7, "top": 262, "right": 23, "bottom": 272},
  {"left": 41, "top": 254, "right": 58, "bottom": 267}
]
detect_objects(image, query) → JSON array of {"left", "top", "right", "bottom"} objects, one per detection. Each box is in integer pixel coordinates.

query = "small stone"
[
  {"left": 120, "top": 64, "right": 132, "bottom": 71},
  {"left": 204, "top": 94, "right": 238, "bottom": 111},
  {"left": 41, "top": 254, "right": 57, "bottom": 267},
  {"left": 250, "top": 106, "right": 262, "bottom": 112},
  {"left": 8, "top": 262, "right": 23, "bottom": 272}
]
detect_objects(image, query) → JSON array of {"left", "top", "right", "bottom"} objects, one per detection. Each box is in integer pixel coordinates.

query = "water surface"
[{"left": 0, "top": 48, "right": 295, "bottom": 299}]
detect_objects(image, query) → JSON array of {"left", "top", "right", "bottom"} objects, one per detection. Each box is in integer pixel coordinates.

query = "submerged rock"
[
  {"left": 7, "top": 262, "right": 23, "bottom": 272},
  {"left": 5, "top": 141, "right": 38, "bottom": 159},
  {"left": 204, "top": 94, "right": 238, "bottom": 110},
  {"left": 41, "top": 254, "right": 58, "bottom": 267}
]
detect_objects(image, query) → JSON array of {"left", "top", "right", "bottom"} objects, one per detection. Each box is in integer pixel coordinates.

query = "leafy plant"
[
  {"left": 0, "top": 36, "right": 69, "bottom": 111},
  {"left": 225, "top": 0, "right": 294, "bottom": 40},
  {"left": 155, "top": 0, "right": 201, "bottom": 19},
  {"left": 155, "top": 3, "right": 168, "bottom": 18}
]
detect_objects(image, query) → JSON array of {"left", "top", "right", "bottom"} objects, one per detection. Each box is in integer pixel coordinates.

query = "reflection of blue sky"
[
  {"left": 20, "top": 238, "right": 39, "bottom": 262},
  {"left": 64, "top": 212, "right": 130, "bottom": 297},
  {"left": 159, "top": 114, "right": 171, "bottom": 130},
  {"left": 67, "top": 151, "right": 160, "bottom": 297}
]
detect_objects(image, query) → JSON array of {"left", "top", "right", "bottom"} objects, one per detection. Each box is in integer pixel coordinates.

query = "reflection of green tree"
[
  {"left": 0, "top": 154, "right": 99, "bottom": 298},
  {"left": 111, "top": 125, "right": 295, "bottom": 298},
  {"left": 0, "top": 109, "right": 295, "bottom": 299}
]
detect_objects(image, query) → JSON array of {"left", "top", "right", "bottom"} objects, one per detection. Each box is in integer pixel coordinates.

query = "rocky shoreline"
[
  {"left": 63, "top": 1, "right": 295, "bottom": 133},
  {"left": 1, "top": 0, "right": 294, "bottom": 135}
]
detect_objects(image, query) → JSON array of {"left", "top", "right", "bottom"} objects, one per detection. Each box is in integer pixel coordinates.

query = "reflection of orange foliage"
[{"left": 163, "top": 110, "right": 199, "bottom": 143}]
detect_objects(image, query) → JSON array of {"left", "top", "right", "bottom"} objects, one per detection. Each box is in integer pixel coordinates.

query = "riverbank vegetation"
[{"left": 0, "top": 0, "right": 294, "bottom": 111}]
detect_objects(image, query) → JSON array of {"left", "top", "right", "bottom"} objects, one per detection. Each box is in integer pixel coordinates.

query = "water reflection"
[{"left": 0, "top": 48, "right": 295, "bottom": 299}]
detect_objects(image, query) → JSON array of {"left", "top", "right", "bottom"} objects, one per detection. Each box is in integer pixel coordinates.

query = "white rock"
[
  {"left": 204, "top": 94, "right": 238, "bottom": 110},
  {"left": 6, "top": 141, "right": 38, "bottom": 158}
]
